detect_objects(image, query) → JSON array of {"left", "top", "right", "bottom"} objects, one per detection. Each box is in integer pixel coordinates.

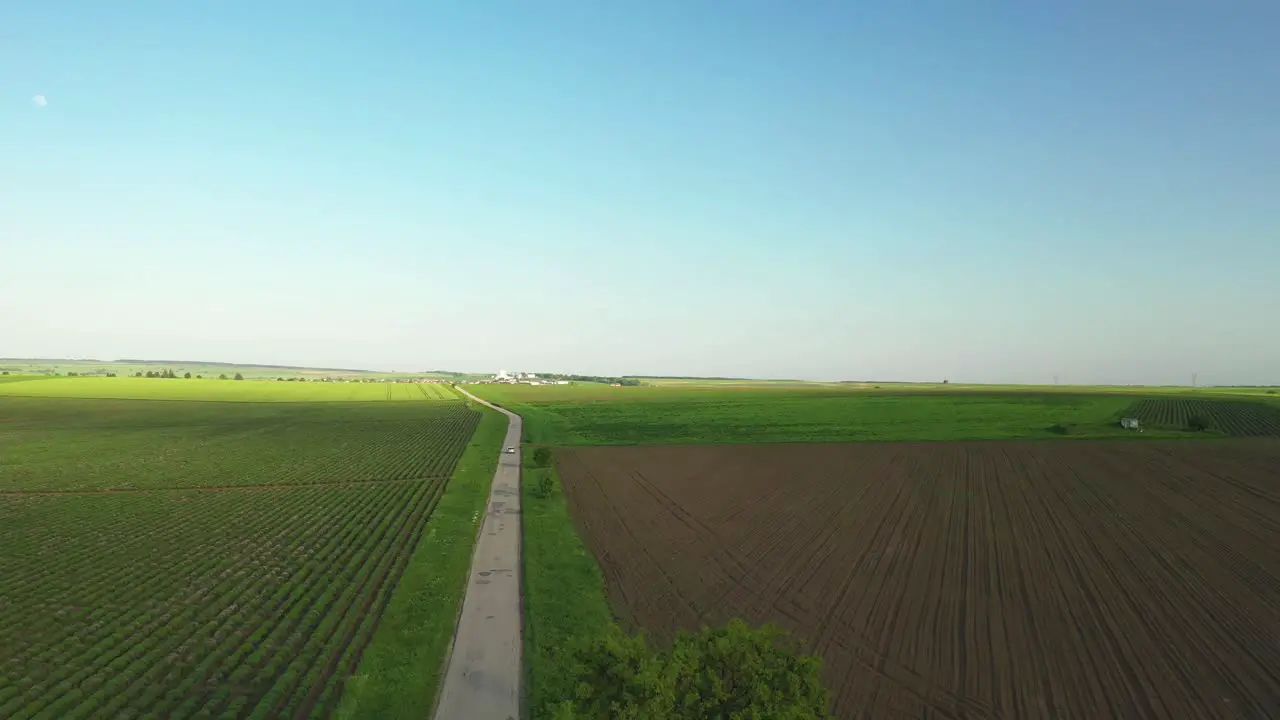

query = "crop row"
[
  {"left": 415, "top": 383, "right": 458, "bottom": 401},
  {"left": 3, "top": 403, "right": 482, "bottom": 492},
  {"left": 1126, "top": 398, "right": 1280, "bottom": 437},
  {"left": 0, "top": 479, "right": 446, "bottom": 719},
  {"left": 268, "top": 414, "right": 481, "bottom": 486}
]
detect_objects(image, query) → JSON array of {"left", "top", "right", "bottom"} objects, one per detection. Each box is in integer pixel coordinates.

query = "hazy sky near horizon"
[{"left": 3, "top": 2, "right": 1277, "bottom": 384}]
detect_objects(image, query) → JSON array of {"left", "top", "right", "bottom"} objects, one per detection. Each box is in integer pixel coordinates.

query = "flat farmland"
[
  {"left": 471, "top": 384, "right": 1204, "bottom": 445},
  {"left": 0, "top": 376, "right": 461, "bottom": 402},
  {"left": 1127, "top": 397, "right": 1280, "bottom": 436},
  {"left": 0, "top": 389, "right": 499, "bottom": 719},
  {"left": 1, "top": 482, "right": 439, "bottom": 719},
  {"left": 1, "top": 396, "right": 480, "bottom": 492},
  {"left": 558, "top": 440, "right": 1280, "bottom": 719}
]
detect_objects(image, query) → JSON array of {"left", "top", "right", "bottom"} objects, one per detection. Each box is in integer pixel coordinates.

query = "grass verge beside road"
[
  {"left": 522, "top": 447, "right": 614, "bottom": 717},
  {"left": 335, "top": 405, "right": 506, "bottom": 719}
]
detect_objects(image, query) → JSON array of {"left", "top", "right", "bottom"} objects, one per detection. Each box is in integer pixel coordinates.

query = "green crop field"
[
  {"left": 0, "top": 376, "right": 460, "bottom": 402},
  {"left": 0, "top": 382, "right": 500, "bottom": 719},
  {"left": 1, "top": 397, "right": 480, "bottom": 492},
  {"left": 469, "top": 384, "right": 1209, "bottom": 445},
  {"left": 0, "top": 359, "right": 483, "bottom": 383},
  {"left": 1, "top": 482, "right": 436, "bottom": 719},
  {"left": 1126, "top": 397, "right": 1280, "bottom": 436},
  {"left": 0, "top": 376, "right": 48, "bottom": 385}
]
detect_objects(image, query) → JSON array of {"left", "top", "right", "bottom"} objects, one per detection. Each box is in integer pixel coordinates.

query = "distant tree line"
[
  {"left": 131, "top": 369, "right": 200, "bottom": 379},
  {"left": 536, "top": 373, "right": 641, "bottom": 386},
  {"left": 137, "top": 369, "right": 178, "bottom": 378}
]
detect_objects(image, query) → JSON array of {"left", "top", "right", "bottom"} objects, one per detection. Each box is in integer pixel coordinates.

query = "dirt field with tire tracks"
[{"left": 557, "top": 439, "right": 1280, "bottom": 719}]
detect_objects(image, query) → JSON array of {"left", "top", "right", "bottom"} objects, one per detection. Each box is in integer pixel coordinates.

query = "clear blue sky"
[{"left": 3, "top": 2, "right": 1277, "bottom": 384}]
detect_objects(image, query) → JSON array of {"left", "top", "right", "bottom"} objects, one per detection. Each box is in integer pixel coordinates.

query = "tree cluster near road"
[{"left": 545, "top": 621, "right": 829, "bottom": 719}]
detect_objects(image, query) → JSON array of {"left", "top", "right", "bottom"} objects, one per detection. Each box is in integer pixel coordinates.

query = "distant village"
[
  {"left": 484, "top": 371, "right": 570, "bottom": 386},
  {"left": 471, "top": 370, "right": 638, "bottom": 387}
]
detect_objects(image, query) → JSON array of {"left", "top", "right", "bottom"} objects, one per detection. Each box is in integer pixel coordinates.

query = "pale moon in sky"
[{"left": 32, "top": 95, "right": 48, "bottom": 107}]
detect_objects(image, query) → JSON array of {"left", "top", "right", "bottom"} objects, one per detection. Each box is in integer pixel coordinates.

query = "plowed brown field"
[{"left": 557, "top": 440, "right": 1280, "bottom": 719}]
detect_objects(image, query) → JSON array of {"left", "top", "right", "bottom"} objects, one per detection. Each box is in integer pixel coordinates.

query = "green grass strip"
[
  {"left": 521, "top": 449, "right": 614, "bottom": 717},
  {"left": 335, "top": 404, "right": 506, "bottom": 719}
]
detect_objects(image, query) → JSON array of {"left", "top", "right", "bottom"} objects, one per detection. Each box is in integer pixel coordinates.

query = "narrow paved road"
[{"left": 434, "top": 387, "right": 523, "bottom": 720}]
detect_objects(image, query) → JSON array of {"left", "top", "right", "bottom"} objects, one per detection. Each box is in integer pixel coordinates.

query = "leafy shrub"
[
  {"left": 1047, "top": 423, "right": 1069, "bottom": 435},
  {"left": 533, "top": 446, "right": 552, "bottom": 467},
  {"left": 532, "top": 473, "right": 556, "bottom": 499},
  {"left": 1187, "top": 415, "right": 1208, "bottom": 431},
  {"left": 545, "top": 620, "right": 830, "bottom": 719}
]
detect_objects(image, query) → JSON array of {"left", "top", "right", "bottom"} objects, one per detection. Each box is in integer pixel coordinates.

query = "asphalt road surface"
[{"left": 434, "top": 388, "right": 523, "bottom": 720}]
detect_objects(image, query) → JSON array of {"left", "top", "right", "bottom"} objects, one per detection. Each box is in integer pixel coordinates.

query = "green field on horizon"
[
  {"left": 0, "top": 376, "right": 461, "bottom": 402},
  {"left": 469, "top": 384, "right": 1224, "bottom": 445},
  {"left": 1, "top": 395, "right": 480, "bottom": 492},
  {"left": 0, "top": 359, "right": 480, "bottom": 383}
]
